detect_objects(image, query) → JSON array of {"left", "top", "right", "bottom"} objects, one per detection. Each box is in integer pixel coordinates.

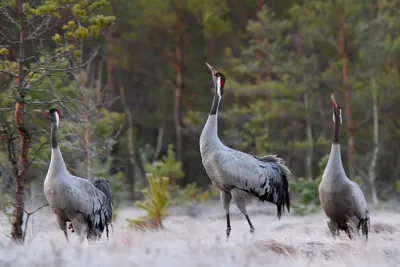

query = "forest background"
[{"left": 1, "top": 0, "right": 399, "bottom": 241}]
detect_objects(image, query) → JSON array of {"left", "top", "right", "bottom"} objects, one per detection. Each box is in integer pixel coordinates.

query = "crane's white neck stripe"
[
  {"left": 217, "top": 76, "right": 222, "bottom": 98},
  {"left": 54, "top": 112, "right": 60, "bottom": 129},
  {"left": 332, "top": 109, "right": 342, "bottom": 124}
]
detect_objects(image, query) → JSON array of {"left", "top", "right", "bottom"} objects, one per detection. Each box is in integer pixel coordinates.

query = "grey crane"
[
  {"left": 199, "top": 63, "right": 291, "bottom": 239},
  {"left": 318, "top": 94, "right": 370, "bottom": 240},
  {"left": 43, "top": 108, "right": 113, "bottom": 242}
]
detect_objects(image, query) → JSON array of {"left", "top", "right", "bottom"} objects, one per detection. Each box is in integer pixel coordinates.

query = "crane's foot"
[
  {"left": 245, "top": 215, "right": 255, "bottom": 235},
  {"left": 226, "top": 227, "right": 231, "bottom": 241},
  {"left": 250, "top": 227, "right": 255, "bottom": 235}
]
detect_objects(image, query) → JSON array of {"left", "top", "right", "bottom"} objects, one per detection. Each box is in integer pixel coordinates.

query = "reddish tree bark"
[
  {"left": 339, "top": 12, "right": 356, "bottom": 178},
  {"left": 11, "top": 0, "right": 31, "bottom": 241}
]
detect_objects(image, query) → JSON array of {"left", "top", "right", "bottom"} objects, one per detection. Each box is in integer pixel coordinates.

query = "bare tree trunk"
[
  {"left": 256, "top": 0, "right": 265, "bottom": 81},
  {"left": 153, "top": 124, "right": 165, "bottom": 161},
  {"left": 70, "top": 68, "right": 91, "bottom": 178},
  {"left": 106, "top": 27, "right": 115, "bottom": 93},
  {"left": 304, "top": 91, "right": 313, "bottom": 181},
  {"left": 339, "top": 12, "right": 356, "bottom": 178},
  {"left": 174, "top": 0, "right": 184, "bottom": 162},
  {"left": 296, "top": 26, "right": 313, "bottom": 181},
  {"left": 119, "top": 85, "right": 138, "bottom": 197},
  {"left": 11, "top": 0, "right": 31, "bottom": 242},
  {"left": 368, "top": 76, "right": 379, "bottom": 205},
  {"left": 82, "top": 91, "right": 91, "bottom": 178}
]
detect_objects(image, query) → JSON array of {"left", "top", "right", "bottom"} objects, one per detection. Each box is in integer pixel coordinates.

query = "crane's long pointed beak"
[
  {"left": 206, "top": 62, "right": 217, "bottom": 74},
  {"left": 330, "top": 93, "right": 338, "bottom": 108}
]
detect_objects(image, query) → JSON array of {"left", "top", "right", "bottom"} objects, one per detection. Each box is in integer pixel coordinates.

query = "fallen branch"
[{"left": 9, "top": 202, "right": 49, "bottom": 241}]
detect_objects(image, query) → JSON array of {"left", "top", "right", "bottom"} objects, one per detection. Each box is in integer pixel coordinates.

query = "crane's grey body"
[
  {"left": 44, "top": 109, "right": 113, "bottom": 242},
  {"left": 319, "top": 96, "right": 369, "bottom": 240},
  {"left": 200, "top": 63, "right": 291, "bottom": 239},
  {"left": 200, "top": 116, "right": 291, "bottom": 204}
]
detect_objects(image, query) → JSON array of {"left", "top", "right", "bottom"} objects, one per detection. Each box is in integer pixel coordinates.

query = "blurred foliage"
[
  {"left": 290, "top": 177, "right": 321, "bottom": 215},
  {"left": 180, "top": 182, "right": 220, "bottom": 203},
  {"left": 145, "top": 144, "right": 185, "bottom": 182},
  {"left": 182, "top": 182, "right": 210, "bottom": 203},
  {"left": 144, "top": 145, "right": 219, "bottom": 204},
  {"left": 0, "top": 193, "right": 12, "bottom": 225},
  {"left": 126, "top": 174, "right": 170, "bottom": 230},
  {"left": 145, "top": 144, "right": 184, "bottom": 200},
  {"left": 291, "top": 154, "right": 329, "bottom": 215}
]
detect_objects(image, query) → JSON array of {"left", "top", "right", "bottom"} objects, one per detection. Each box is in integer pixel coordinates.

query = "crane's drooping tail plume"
[
  {"left": 86, "top": 178, "right": 113, "bottom": 240},
  {"left": 92, "top": 178, "right": 113, "bottom": 206},
  {"left": 68, "top": 178, "right": 113, "bottom": 240},
  {"left": 253, "top": 155, "right": 291, "bottom": 218}
]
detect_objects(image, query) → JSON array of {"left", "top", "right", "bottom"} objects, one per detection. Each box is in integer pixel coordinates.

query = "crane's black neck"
[
  {"left": 209, "top": 93, "right": 220, "bottom": 115},
  {"left": 333, "top": 115, "right": 340, "bottom": 144},
  {"left": 51, "top": 123, "right": 58, "bottom": 149}
]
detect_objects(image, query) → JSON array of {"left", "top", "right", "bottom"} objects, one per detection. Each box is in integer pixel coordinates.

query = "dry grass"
[{"left": 0, "top": 202, "right": 399, "bottom": 267}]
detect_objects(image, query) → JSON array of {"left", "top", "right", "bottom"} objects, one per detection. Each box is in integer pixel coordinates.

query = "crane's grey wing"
[
  {"left": 214, "top": 150, "right": 291, "bottom": 217},
  {"left": 64, "top": 177, "right": 113, "bottom": 233},
  {"left": 349, "top": 181, "right": 368, "bottom": 218},
  {"left": 348, "top": 180, "right": 370, "bottom": 238}
]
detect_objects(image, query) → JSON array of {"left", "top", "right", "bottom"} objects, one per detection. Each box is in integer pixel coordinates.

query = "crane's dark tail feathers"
[
  {"left": 357, "top": 212, "right": 370, "bottom": 241},
  {"left": 253, "top": 154, "right": 292, "bottom": 219},
  {"left": 90, "top": 178, "right": 113, "bottom": 238},
  {"left": 92, "top": 178, "right": 114, "bottom": 206}
]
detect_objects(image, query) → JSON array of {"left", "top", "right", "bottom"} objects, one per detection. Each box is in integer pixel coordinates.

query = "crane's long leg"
[
  {"left": 220, "top": 190, "right": 232, "bottom": 240},
  {"left": 245, "top": 215, "right": 255, "bottom": 234},
  {"left": 327, "top": 220, "right": 338, "bottom": 238},
  {"left": 71, "top": 218, "right": 85, "bottom": 243},
  {"left": 231, "top": 189, "right": 255, "bottom": 235},
  {"left": 56, "top": 216, "right": 69, "bottom": 241},
  {"left": 344, "top": 227, "right": 353, "bottom": 240}
]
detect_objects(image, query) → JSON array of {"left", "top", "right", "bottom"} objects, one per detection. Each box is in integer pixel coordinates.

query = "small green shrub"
[
  {"left": 290, "top": 154, "right": 330, "bottom": 215},
  {"left": 145, "top": 144, "right": 184, "bottom": 182},
  {"left": 145, "top": 144, "right": 185, "bottom": 200},
  {"left": 208, "top": 184, "right": 220, "bottom": 199},
  {"left": 126, "top": 174, "right": 171, "bottom": 230},
  {"left": 182, "top": 182, "right": 210, "bottom": 203},
  {"left": 290, "top": 177, "right": 321, "bottom": 215}
]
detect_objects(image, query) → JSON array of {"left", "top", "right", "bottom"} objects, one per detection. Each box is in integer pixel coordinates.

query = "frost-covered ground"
[{"left": 0, "top": 201, "right": 399, "bottom": 267}]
